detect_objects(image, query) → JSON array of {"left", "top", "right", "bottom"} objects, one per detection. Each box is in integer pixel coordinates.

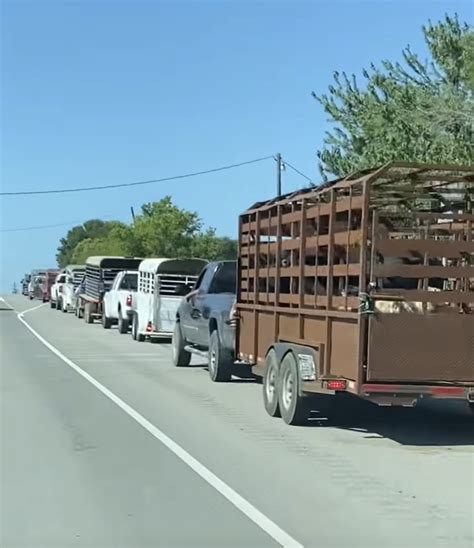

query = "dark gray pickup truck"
[{"left": 172, "top": 261, "right": 237, "bottom": 381}]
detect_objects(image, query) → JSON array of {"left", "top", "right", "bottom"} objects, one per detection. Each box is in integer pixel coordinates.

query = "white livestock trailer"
[{"left": 130, "top": 258, "right": 207, "bottom": 342}]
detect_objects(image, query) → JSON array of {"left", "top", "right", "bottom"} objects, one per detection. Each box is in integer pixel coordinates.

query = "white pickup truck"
[
  {"left": 51, "top": 265, "right": 85, "bottom": 312},
  {"left": 50, "top": 272, "right": 67, "bottom": 309},
  {"left": 102, "top": 270, "right": 138, "bottom": 333}
]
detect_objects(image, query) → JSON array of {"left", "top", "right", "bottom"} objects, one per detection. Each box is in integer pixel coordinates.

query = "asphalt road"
[{"left": 1, "top": 294, "right": 473, "bottom": 548}]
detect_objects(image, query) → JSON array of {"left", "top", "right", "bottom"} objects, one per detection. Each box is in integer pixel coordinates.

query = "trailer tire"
[
  {"left": 56, "top": 298, "right": 62, "bottom": 312},
  {"left": 172, "top": 322, "right": 191, "bottom": 367},
  {"left": 132, "top": 314, "right": 145, "bottom": 342},
  {"left": 50, "top": 300, "right": 56, "bottom": 309},
  {"left": 84, "top": 303, "right": 94, "bottom": 324},
  {"left": 117, "top": 311, "right": 129, "bottom": 334},
  {"left": 208, "top": 330, "right": 232, "bottom": 382},
  {"left": 278, "top": 352, "right": 309, "bottom": 426},
  {"left": 102, "top": 309, "right": 112, "bottom": 329},
  {"left": 263, "top": 350, "right": 281, "bottom": 417}
]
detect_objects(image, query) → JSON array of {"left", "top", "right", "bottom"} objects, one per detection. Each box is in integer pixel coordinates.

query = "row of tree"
[
  {"left": 56, "top": 197, "right": 237, "bottom": 267},
  {"left": 57, "top": 15, "right": 473, "bottom": 267}
]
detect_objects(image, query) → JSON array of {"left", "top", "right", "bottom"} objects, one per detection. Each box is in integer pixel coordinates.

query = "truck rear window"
[
  {"left": 210, "top": 263, "right": 236, "bottom": 294},
  {"left": 120, "top": 273, "right": 138, "bottom": 291}
]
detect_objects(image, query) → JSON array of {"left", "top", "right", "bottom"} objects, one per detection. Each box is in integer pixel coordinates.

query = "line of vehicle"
[{"left": 16, "top": 305, "right": 304, "bottom": 548}]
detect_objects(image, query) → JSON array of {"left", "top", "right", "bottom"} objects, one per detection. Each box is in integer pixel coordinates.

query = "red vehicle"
[{"left": 42, "top": 269, "right": 60, "bottom": 302}]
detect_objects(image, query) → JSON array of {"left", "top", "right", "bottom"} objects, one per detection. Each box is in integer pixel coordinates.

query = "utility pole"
[
  {"left": 276, "top": 153, "right": 282, "bottom": 196},
  {"left": 130, "top": 207, "right": 136, "bottom": 223}
]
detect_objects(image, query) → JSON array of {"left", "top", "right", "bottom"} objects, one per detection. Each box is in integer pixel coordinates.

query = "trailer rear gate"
[{"left": 237, "top": 162, "right": 474, "bottom": 389}]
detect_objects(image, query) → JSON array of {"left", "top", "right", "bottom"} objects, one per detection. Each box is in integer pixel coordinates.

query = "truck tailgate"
[{"left": 367, "top": 313, "right": 474, "bottom": 382}]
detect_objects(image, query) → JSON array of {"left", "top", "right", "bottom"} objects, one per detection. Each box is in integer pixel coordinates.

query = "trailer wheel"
[
  {"left": 102, "top": 309, "right": 112, "bottom": 329},
  {"left": 50, "top": 300, "right": 56, "bottom": 309},
  {"left": 263, "top": 350, "right": 281, "bottom": 417},
  {"left": 172, "top": 322, "right": 191, "bottom": 366},
  {"left": 56, "top": 298, "right": 62, "bottom": 312},
  {"left": 117, "top": 311, "right": 129, "bottom": 334},
  {"left": 208, "top": 330, "right": 232, "bottom": 382},
  {"left": 278, "top": 352, "right": 309, "bottom": 425},
  {"left": 84, "top": 303, "right": 94, "bottom": 324},
  {"left": 132, "top": 314, "right": 145, "bottom": 342}
]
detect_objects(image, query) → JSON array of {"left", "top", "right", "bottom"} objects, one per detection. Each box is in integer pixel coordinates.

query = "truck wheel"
[
  {"left": 208, "top": 330, "right": 232, "bottom": 382},
  {"left": 132, "top": 314, "right": 145, "bottom": 342},
  {"left": 102, "top": 309, "right": 112, "bottom": 329},
  {"left": 263, "top": 350, "right": 281, "bottom": 417},
  {"left": 278, "top": 352, "right": 309, "bottom": 426},
  {"left": 56, "top": 298, "right": 62, "bottom": 311},
  {"left": 172, "top": 322, "right": 191, "bottom": 367},
  {"left": 84, "top": 303, "right": 94, "bottom": 324},
  {"left": 117, "top": 311, "right": 129, "bottom": 334},
  {"left": 62, "top": 301, "right": 68, "bottom": 313},
  {"left": 50, "top": 300, "right": 56, "bottom": 309}
]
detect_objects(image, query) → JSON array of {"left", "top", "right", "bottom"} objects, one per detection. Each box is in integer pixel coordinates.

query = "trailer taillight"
[
  {"left": 126, "top": 294, "right": 133, "bottom": 306},
  {"left": 327, "top": 380, "right": 347, "bottom": 391}
]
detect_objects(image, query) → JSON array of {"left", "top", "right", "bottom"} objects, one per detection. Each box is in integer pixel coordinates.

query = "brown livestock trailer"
[{"left": 236, "top": 162, "right": 474, "bottom": 424}]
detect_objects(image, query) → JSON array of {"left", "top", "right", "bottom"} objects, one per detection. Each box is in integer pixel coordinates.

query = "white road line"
[
  {"left": 0, "top": 297, "right": 15, "bottom": 310},
  {"left": 0, "top": 297, "right": 47, "bottom": 314},
  {"left": 16, "top": 307, "right": 303, "bottom": 548}
]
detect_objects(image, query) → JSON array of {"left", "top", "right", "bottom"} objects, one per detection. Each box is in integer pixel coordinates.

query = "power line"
[
  {"left": 1, "top": 220, "right": 84, "bottom": 232},
  {"left": 0, "top": 155, "right": 273, "bottom": 196},
  {"left": 279, "top": 158, "right": 314, "bottom": 185}
]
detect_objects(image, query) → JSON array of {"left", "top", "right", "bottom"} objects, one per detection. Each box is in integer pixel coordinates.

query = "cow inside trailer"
[{"left": 236, "top": 162, "right": 474, "bottom": 424}]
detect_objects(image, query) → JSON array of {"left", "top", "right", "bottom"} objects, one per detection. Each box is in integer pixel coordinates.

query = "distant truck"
[
  {"left": 28, "top": 270, "right": 46, "bottom": 300},
  {"left": 51, "top": 265, "right": 85, "bottom": 312},
  {"left": 42, "top": 270, "right": 60, "bottom": 302},
  {"left": 172, "top": 261, "right": 237, "bottom": 381},
  {"left": 21, "top": 274, "right": 31, "bottom": 296},
  {"left": 75, "top": 257, "right": 142, "bottom": 323},
  {"left": 131, "top": 258, "right": 207, "bottom": 342},
  {"left": 234, "top": 161, "right": 474, "bottom": 424},
  {"left": 102, "top": 270, "right": 138, "bottom": 332}
]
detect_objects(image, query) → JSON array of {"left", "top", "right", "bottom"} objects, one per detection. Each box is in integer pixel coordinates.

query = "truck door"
[{"left": 181, "top": 265, "right": 215, "bottom": 344}]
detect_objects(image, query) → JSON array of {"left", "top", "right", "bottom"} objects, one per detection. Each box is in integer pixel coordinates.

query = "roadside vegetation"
[{"left": 57, "top": 197, "right": 237, "bottom": 267}]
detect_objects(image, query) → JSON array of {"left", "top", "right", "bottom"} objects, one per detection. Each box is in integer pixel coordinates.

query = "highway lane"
[{"left": 1, "top": 294, "right": 473, "bottom": 547}]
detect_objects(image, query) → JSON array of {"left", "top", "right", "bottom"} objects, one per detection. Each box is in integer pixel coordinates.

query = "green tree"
[
  {"left": 56, "top": 219, "right": 125, "bottom": 267},
  {"left": 58, "top": 197, "right": 237, "bottom": 265},
  {"left": 191, "top": 230, "right": 238, "bottom": 260},
  {"left": 132, "top": 197, "right": 236, "bottom": 259},
  {"left": 313, "top": 14, "right": 473, "bottom": 179},
  {"left": 69, "top": 225, "right": 135, "bottom": 264}
]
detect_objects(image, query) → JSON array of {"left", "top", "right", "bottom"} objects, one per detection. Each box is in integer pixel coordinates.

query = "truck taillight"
[
  {"left": 126, "top": 294, "right": 133, "bottom": 306},
  {"left": 228, "top": 301, "right": 238, "bottom": 326}
]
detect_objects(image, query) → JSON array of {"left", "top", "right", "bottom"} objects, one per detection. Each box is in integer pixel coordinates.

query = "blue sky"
[{"left": 1, "top": 0, "right": 472, "bottom": 291}]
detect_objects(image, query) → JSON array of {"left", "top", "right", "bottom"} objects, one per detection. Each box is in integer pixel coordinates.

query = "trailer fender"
[{"left": 268, "top": 343, "right": 319, "bottom": 394}]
